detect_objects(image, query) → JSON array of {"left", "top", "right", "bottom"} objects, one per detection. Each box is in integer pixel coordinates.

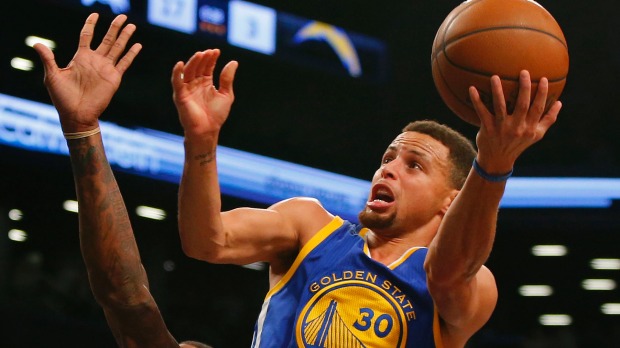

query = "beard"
[{"left": 358, "top": 208, "right": 396, "bottom": 230}]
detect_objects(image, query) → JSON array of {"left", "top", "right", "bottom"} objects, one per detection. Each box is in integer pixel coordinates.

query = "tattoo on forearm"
[
  {"left": 70, "top": 138, "right": 146, "bottom": 290},
  {"left": 69, "top": 139, "right": 105, "bottom": 177},
  {"left": 194, "top": 152, "right": 215, "bottom": 166}
]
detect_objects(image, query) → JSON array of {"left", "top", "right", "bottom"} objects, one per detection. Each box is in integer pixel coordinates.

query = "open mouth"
[{"left": 370, "top": 186, "right": 394, "bottom": 203}]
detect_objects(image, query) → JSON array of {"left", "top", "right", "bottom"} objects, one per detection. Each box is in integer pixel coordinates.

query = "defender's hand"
[{"left": 33, "top": 13, "right": 142, "bottom": 133}]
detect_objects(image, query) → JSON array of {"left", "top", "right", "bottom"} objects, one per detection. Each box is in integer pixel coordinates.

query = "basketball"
[{"left": 431, "top": 0, "right": 569, "bottom": 126}]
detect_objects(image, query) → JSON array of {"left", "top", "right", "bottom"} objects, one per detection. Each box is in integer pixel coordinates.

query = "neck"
[{"left": 366, "top": 228, "right": 434, "bottom": 266}]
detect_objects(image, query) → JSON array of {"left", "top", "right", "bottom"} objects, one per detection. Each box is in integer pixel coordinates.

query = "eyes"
[
  {"left": 409, "top": 162, "right": 422, "bottom": 170},
  {"left": 381, "top": 156, "right": 422, "bottom": 170}
]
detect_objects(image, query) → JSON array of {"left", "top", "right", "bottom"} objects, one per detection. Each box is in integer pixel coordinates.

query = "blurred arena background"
[{"left": 1, "top": 0, "right": 619, "bottom": 346}]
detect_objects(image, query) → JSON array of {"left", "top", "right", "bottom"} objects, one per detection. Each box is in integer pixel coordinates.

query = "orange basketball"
[{"left": 431, "top": 0, "right": 569, "bottom": 126}]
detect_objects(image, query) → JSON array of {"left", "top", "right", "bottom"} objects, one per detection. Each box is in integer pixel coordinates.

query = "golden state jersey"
[{"left": 251, "top": 216, "right": 443, "bottom": 348}]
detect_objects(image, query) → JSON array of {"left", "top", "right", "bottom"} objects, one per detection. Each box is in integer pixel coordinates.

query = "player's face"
[{"left": 359, "top": 131, "right": 457, "bottom": 233}]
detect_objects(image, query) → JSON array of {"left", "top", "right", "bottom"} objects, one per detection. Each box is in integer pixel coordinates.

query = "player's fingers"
[
  {"left": 200, "top": 49, "right": 220, "bottom": 78},
  {"left": 528, "top": 77, "right": 548, "bottom": 122},
  {"left": 171, "top": 61, "right": 186, "bottom": 92},
  {"left": 513, "top": 70, "right": 532, "bottom": 119},
  {"left": 218, "top": 60, "right": 238, "bottom": 96},
  {"left": 538, "top": 100, "right": 561, "bottom": 131},
  {"left": 184, "top": 51, "right": 204, "bottom": 81},
  {"left": 95, "top": 14, "right": 127, "bottom": 55},
  {"left": 78, "top": 13, "right": 99, "bottom": 50},
  {"left": 115, "top": 43, "right": 142, "bottom": 74},
  {"left": 490, "top": 75, "right": 507, "bottom": 119},
  {"left": 33, "top": 43, "right": 58, "bottom": 73},
  {"left": 108, "top": 23, "right": 137, "bottom": 63},
  {"left": 469, "top": 86, "right": 495, "bottom": 132}
]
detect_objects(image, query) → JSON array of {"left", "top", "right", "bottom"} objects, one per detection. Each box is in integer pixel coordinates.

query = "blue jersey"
[{"left": 251, "top": 216, "right": 443, "bottom": 348}]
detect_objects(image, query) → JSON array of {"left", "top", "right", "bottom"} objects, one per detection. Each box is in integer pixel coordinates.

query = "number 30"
[{"left": 353, "top": 307, "right": 393, "bottom": 338}]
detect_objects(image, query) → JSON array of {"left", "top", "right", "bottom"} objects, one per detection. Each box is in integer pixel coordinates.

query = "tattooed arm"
[
  {"left": 68, "top": 135, "right": 178, "bottom": 347},
  {"left": 34, "top": 13, "right": 179, "bottom": 347}
]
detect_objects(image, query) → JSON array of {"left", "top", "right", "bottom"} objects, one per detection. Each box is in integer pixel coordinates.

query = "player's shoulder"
[
  {"left": 269, "top": 197, "right": 335, "bottom": 242},
  {"left": 270, "top": 196, "right": 328, "bottom": 212}
]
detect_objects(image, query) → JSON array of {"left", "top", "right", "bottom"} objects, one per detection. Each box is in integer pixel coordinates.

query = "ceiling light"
[
  {"left": 591, "top": 258, "right": 620, "bottom": 270},
  {"left": 11, "top": 57, "right": 34, "bottom": 71},
  {"left": 601, "top": 303, "right": 620, "bottom": 315},
  {"left": 8, "top": 229, "right": 27, "bottom": 242},
  {"left": 518, "top": 285, "right": 553, "bottom": 296},
  {"left": 63, "top": 200, "right": 79, "bottom": 213},
  {"left": 582, "top": 279, "right": 616, "bottom": 291},
  {"left": 163, "top": 260, "right": 176, "bottom": 272},
  {"left": 242, "top": 262, "right": 267, "bottom": 271},
  {"left": 539, "top": 314, "right": 572, "bottom": 326},
  {"left": 135, "top": 206, "right": 166, "bottom": 220},
  {"left": 25, "top": 35, "right": 56, "bottom": 50},
  {"left": 531, "top": 244, "right": 567, "bottom": 257},
  {"left": 8, "top": 209, "right": 23, "bottom": 221}
]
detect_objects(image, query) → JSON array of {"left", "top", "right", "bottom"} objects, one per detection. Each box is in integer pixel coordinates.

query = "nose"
[{"left": 380, "top": 159, "right": 398, "bottom": 179}]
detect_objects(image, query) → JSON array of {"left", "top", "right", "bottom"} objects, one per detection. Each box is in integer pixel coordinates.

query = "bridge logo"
[{"left": 296, "top": 280, "right": 407, "bottom": 347}]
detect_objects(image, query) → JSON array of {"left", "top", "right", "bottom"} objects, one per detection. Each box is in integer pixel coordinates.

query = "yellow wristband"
[{"left": 63, "top": 127, "right": 101, "bottom": 140}]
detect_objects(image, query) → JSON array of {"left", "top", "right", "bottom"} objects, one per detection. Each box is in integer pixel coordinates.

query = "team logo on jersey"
[{"left": 296, "top": 280, "right": 408, "bottom": 347}]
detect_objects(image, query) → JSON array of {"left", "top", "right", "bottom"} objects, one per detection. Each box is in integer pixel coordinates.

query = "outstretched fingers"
[
  {"left": 171, "top": 61, "right": 186, "bottom": 93},
  {"left": 95, "top": 14, "right": 127, "bottom": 56},
  {"left": 538, "top": 99, "right": 561, "bottom": 134},
  {"left": 183, "top": 51, "right": 205, "bottom": 82},
  {"left": 528, "top": 76, "right": 549, "bottom": 123},
  {"left": 106, "top": 22, "right": 137, "bottom": 64},
  {"left": 115, "top": 43, "right": 142, "bottom": 74},
  {"left": 513, "top": 70, "right": 532, "bottom": 120},
  {"left": 199, "top": 49, "right": 220, "bottom": 78},
  {"left": 218, "top": 60, "right": 238, "bottom": 96},
  {"left": 78, "top": 13, "right": 100, "bottom": 50},
  {"left": 524, "top": 73, "right": 559, "bottom": 137},
  {"left": 33, "top": 43, "right": 57, "bottom": 76},
  {"left": 490, "top": 75, "right": 507, "bottom": 119},
  {"left": 469, "top": 86, "right": 494, "bottom": 132}
]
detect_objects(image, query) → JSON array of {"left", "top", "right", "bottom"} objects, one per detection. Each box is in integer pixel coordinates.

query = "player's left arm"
[
  {"left": 35, "top": 12, "right": 179, "bottom": 347},
  {"left": 425, "top": 172, "right": 503, "bottom": 344},
  {"left": 425, "top": 70, "right": 561, "bottom": 343},
  {"left": 70, "top": 134, "right": 179, "bottom": 347}
]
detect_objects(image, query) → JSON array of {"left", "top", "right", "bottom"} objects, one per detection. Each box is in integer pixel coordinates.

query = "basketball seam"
[
  {"left": 444, "top": 26, "right": 567, "bottom": 50},
  {"left": 430, "top": 0, "right": 568, "bottom": 83},
  {"left": 434, "top": 54, "right": 476, "bottom": 119},
  {"left": 430, "top": 0, "right": 567, "bottom": 125},
  {"left": 432, "top": 1, "right": 481, "bottom": 122},
  {"left": 433, "top": 51, "right": 567, "bottom": 83},
  {"left": 431, "top": 0, "right": 479, "bottom": 62}
]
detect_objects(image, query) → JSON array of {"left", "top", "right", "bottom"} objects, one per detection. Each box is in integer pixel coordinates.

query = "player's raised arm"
[
  {"left": 172, "top": 50, "right": 331, "bottom": 266},
  {"left": 425, "top": 70, "right": 561, "bottom": 345},
  {"left": 35, "top": 13, "right": 179, "bottom": 347}
]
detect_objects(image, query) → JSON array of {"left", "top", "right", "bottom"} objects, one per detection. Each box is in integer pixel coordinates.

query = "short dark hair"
[
  {"left": 402, "top": 120, "right": 476, "bottom": 189},
  {"left": 180, "top": 340, "right": 214, "bottom": 348}
]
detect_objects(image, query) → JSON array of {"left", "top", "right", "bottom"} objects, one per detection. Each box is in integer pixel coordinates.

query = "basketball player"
[
  {"left": 172, "top": 45, "right": 561, "bottom": 346},
  {"left": 33, "top": 13, "right": 212, "bottom": 348}
]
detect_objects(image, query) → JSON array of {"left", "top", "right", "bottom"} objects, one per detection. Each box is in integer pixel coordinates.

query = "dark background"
[{"left": 1, "top": 0, "right": 619, "bottom": 347}]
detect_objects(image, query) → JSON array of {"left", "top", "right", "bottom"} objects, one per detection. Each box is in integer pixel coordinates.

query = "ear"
[{"left": 440, "top": 189, "right": 459, "bottom": 215}]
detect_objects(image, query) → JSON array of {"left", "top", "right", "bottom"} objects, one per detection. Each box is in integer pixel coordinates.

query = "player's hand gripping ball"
[{"left": 431, "top": 0, "right": 569, "bottom": 126}]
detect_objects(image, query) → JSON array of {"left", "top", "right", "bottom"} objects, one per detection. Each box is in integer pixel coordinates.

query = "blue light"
[
  {"left": 227, "top": 0, "right": 277, "bottom": 55},
  {"left": 1, "top": 93, "right": 619, "bottom": 221},
  {"left": 81, "top": 0, "right": 131, "bottom": 15},
  {"left": 502, "top": 177, "right": 620, "bottom": 208},
  {"left": 147, "top": 0, "right": 198, "bottom": 34}
]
